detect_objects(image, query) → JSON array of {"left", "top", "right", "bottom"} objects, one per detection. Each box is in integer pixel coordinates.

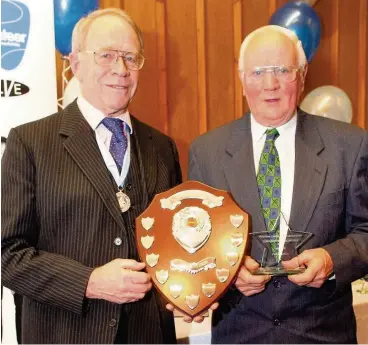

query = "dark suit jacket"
[
  {"left": 188, "top": 109, "right": 368, "bottom": 344},
  {"left": 1, "top": 101, "right": 182, "bottom": 344}
]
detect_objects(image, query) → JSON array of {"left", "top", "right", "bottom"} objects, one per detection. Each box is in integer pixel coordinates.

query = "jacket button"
[
  {"left": 126, "top": 183, "right": 132, "bottom": 190},
  {"left": 114, "top": 237, "right": 122, "bottom": 246},
  {"left": 274, "top": 319, "right": 281, "bottom": 326},
  {"left": 273, "top": 279, "right": 281, "bottom": 288},
  {"left": 109, "top": 318, "right": 117, "bottom": 327}
]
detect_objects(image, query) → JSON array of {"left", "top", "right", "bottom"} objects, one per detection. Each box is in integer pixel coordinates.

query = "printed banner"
[{"left": 1, "top": 0, "right": 58, "bottom": 137}]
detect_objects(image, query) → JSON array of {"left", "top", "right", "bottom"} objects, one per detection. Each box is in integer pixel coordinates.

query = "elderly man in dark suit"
[
  {"left": 2, "top": 8, "right": 182, "bottom": 344},
  {"left": 189, "top": 25, "right": 368, "bottom": 344}
]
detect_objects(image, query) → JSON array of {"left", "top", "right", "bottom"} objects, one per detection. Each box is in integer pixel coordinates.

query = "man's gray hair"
[
  {"left": 238, "top": 25, "right": 307, "bottom": 72},
  {"left": 71, "top": 8, "right": 144, "bottom": 54}
]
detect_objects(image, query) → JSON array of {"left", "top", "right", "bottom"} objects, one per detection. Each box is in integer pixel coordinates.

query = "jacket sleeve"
[
  {"left": 188, "top": 142, "right": 205, "bottom": 182},
  {"left": 1, "top": 128, "right": 94, "bottom": 315},
  {"left": 323, "top": 131, "right": 368, "bottom": 290}
]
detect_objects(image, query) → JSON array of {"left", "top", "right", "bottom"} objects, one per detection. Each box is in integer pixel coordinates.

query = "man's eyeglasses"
[
  {"left": 244, "top": 66, "right": 300, "bottom": 83},
  {"left": 82, "top": 49, "right": 145, "bottom": 70}
]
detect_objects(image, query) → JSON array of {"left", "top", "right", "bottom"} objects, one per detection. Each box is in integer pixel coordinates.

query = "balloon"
[
  {"left": 54, "top": 0, "right": 99, "bottom": 56},
  {"left": 62, "top": 76, "right": 81, "bottom": 108},
  {"left": 269, "top": 1, "right": 321, "bottom": 62},
  {"left": 300, "top": 86, "right": 353, "bottom": 123}
]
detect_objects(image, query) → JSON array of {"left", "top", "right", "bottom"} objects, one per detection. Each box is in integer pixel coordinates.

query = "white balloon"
[
  {"left": 62, "top": 76, "right": 81, "bottom": 108},
  {"left": 300, "top": 85, "right": 353, "bottom": 123}
]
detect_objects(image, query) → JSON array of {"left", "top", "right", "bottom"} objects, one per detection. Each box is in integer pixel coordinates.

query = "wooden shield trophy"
[{"left": 136, "top": 180, "right": 249, "bottom": 317}]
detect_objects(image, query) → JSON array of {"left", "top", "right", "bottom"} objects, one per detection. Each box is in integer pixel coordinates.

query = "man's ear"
[
  {"left": 238, "top": 71, "right": 246, "bottom": 96},
  {"left": 300, "top": 64, "right": 308, "bottom": 93},
  {"left": 302, "top": 64, "right": 308, "bottom": 82},
  {"left": 69, "top": 52, "right": 81, "bottom": 81}
]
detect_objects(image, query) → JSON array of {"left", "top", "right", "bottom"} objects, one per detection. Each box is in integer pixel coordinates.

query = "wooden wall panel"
[
  {"left": 124, "top": 0, "right": 164, "bottom": 131},
  {"left": 359, "top": 0, "right": 367, "bottom": 129},
  {"left": 241, "top": 0, "right": 272, "bottom": 114},
  {"left": 206, "top": 0, "right": 235, "bottom": 128},
  {"left": 233, "top": 0, "right": 243, "bottom": 119},
  {"left": 166, "top": 0, "right": 199, "bottom": 178},
  {"left": 338, "top": 0, "right": 360, "bottom": 123},
  {"left": 303, "top": 0, "right": 339, "bottom": 96},
  {"left": 55, "top": 0, "right": 368, "bottom": 177},
  {"left": 101, "top": 0, "right": 124, "bottom": 8},
  {"left": 366, "top": 0, "right": 368, "bottom": 129}
]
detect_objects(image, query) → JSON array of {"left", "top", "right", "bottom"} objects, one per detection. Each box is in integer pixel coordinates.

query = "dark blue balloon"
[
  {"left": 269, "top": 1, "right": 321, "bottom": 62},
  {"left": 54, "top": 0, "right": 99, "bottom": 56}
]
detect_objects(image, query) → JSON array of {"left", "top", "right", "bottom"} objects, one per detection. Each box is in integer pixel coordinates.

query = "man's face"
[
  {"left": 71, "top": 16, "right": 140, "bottom": 116},
  {"left": 240, "top": 33, "right": 306, "bottom": 127}
]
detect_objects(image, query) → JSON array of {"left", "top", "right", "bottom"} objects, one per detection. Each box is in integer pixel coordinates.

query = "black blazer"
[
  {"left": 188, "top": 109, "right": 368, "bottom": 344},
  {"left": 1, "top": 101, "right": 182, "bottom": 344}
]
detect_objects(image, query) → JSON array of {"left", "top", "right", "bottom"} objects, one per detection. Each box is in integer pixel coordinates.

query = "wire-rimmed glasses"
[
  {"left": 82, "top": 49, "right": 145, "bottom": 70},
  {"left": 245, "top": 66, "right": 300, "bottom": 84}
]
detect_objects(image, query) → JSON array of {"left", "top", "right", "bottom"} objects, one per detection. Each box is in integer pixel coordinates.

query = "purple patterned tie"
[{"left": 101, "top": 118, "right": 127, "bottom": 173}]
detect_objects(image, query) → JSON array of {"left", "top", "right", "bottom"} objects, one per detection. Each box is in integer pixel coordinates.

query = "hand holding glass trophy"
[{"left": 251, "top": 212, "right": 313, "bottom": 276}]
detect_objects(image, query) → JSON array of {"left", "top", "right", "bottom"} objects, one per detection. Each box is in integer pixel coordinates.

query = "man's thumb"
[
  {"left": 282, "top": 255, "right": 303, "bottom": 269},
  {"left": 120, "top": 259, "right": 146, "bottom": 270}
]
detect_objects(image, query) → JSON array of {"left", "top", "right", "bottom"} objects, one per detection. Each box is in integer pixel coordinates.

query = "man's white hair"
[
  {"left": 71, "top": 8, "right": 144, "bottom": 54},
  {"left": 238, "top": 25, "right": 307, "bottom": 72}
]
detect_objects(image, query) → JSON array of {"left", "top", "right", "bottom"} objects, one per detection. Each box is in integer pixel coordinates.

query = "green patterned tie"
[{"left": 256, "top": 128, "right": 281, "bottom": 260}]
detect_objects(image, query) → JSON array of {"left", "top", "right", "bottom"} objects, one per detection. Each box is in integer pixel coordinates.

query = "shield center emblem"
[{"left": 172, "top": 206, "right": 211, "bottom": 253}]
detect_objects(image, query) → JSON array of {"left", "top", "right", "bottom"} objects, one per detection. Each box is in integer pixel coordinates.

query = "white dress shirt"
[
  {"left": 251, "top": 112, "right": 297, "bottom": 258},
  {"left": 77, "top": 96, "right": 132, "bottom": 187}
]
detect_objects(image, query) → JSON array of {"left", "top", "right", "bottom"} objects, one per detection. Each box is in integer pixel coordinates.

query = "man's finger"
[
  {"left": 128, "top": 270, "right": 151, "bottom": 284},
  {"left": 183, "top": 315, "right": 193, "bottom": 323},
  {"left": 243, "top": 287, "right": 266, "bottom": 296},
  {"left": 244, "top": 256, "right": 260, "bottom": 271},
  {"left": 120, "top": 259, "right": 146, "bottom": 271},
  {"left": 235, "top": 277, "right": 269, "bottom": 288},
  {"left": 282, "top": 255, "right": 305, "bottom": 269},
  {"left": 307, "top": 279, "right": 325, "bottom": 288},
  {"left": 165, "top": 303, "right": 176, "bottom": 312},
  {"left": 209, "top": 302, "right": 219, "bottom": 311},
  {"left": 238, "top": 266, "right": 270, "bottom": 284},
  {"left": 128, "top": 281, "right": 152, "bottom": 293},
  {"left": 288, "top": 266, "right": 318, "bottom": 285},
  {"left": 193, "top": 316, "right": 205, "bottom": 323},
  {"left": 117, "top": 291, "right": 146, "bottom": 301}
]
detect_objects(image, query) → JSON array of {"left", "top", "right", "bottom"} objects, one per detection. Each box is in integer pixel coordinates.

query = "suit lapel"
[
  {"left": 222, "top": 111, "right": 328, "bottom": 236},
  {"left": 59, "top": 100, "right": 126, "bottom": 230},
  {"left": 223, "top": 114, "right": 266, "bottom": 233},
  {"left": 289, "top": 110, "right": 327, "bottom": 233},
  {"left": 130, "top": 116, "right": 157, "bottom": 203}
]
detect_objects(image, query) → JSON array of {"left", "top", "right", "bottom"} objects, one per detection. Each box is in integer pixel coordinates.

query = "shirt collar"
[
  {"left": 77, "top": 95, "right": 133, "bottom": 134},
  {"left": 250, "top": 111, "right": 297, "bottom": 143}
]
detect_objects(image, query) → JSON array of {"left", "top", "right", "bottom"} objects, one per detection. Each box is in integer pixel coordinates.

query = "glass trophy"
[{"left": 250, "top": 212, "right": 313, "bottom": 276}]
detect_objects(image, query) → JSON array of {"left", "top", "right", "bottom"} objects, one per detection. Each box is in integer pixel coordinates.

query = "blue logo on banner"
[{"left": 1, "top": 0, "right": 30, "bottom": 71}]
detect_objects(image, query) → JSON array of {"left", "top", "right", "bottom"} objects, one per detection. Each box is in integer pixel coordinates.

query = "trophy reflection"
[{"left": 251, "top": 212, "right": 313, "bottom": 276}]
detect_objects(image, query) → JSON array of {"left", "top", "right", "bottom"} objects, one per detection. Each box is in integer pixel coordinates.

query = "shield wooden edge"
[{"left": 135, "top": 180, "right": 249, "bottom": 317}]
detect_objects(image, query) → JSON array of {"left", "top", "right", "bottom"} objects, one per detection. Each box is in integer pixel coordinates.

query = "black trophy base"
[{"left": 253, "top": 266, "right": 306, "bottom": 276}]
